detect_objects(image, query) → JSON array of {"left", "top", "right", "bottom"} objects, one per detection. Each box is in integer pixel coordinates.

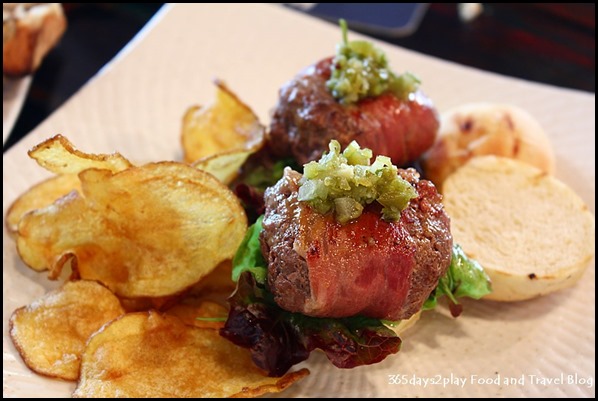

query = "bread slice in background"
[
  {"left": 422, "top": 103, "right": 555, "bottom": 188},
  {"left": 3, "top": 3, "right": 66, "bottom": 76},
  {"left": 442, "top": 156, "right": 594, "bottom": 301}
]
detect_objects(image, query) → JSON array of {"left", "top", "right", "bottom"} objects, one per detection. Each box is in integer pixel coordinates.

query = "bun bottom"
[{"left": 442, "top": 156, "right": 594, "bottom": 301}]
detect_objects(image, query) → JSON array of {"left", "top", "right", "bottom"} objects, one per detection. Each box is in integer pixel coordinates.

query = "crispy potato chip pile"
[
  {"left": 18, "top": 159, "right": 246, "bottom": 297},
  {"left": 6, "top": 95, "right": 307, "bottom": 399}
]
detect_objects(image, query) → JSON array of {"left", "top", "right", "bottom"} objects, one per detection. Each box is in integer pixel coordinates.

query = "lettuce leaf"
[
  {"left": 241, "top": 160, "right": 289, "bottom": 191},
  {"left": 231, "top": 215, "right": 266, "bottom": 284},
  {"left": 232, "top": 158, "right": 299, "bottom": 223},
  {"left": 423, "top": 244, "right": 492, "bottom": 316}
]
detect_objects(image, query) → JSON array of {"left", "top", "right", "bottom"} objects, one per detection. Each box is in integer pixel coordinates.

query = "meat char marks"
[
  {"left": 260, "top": 168, "right": 452, "bottom": 321},
  {"left": 267, "top": 58, "right": 439, "bottom": 166}
]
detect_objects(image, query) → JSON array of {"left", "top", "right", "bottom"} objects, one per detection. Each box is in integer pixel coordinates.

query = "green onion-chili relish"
[
  {"left": 298, "top": 140, "right": 418, "bottom": 224},
  {"left": 326, "top": 19, "right": 420, "bottom": 105}
]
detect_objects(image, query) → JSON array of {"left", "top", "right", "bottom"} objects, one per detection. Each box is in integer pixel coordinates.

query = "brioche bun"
[
  {"left": 442, "top": 156, "right": 594, "bottom": 301},
  {"left": 422, "top": 103, "right": 555, "bottom": 187}
]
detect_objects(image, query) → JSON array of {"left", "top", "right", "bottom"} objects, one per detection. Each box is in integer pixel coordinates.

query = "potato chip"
[
  {"left": 191, "top": 259, "right": 236, "bottom": 296},
  {"left": 193, "top": 149, "right": 254, "bottom": 185},
  {"left": 17, "top": 162, "right": 247, "bottom": 297},
  {"left": 16, "top": 191, "right": 88, "bottom": 273},
  {"left": 164, "top": 260, "right": 235, "bottom": 329},
  {"left": 28, "top": 134, "right": 133, "bottom": 174},
  {"left": 73, "top": 312, "right": 309, "bottom": 398},
  {"left": 181, "top": 81, "right": 264, "bottom": 164},
  {"left": 5, "top": 173, "right": 81, "bottom": 235},
  {"left": 119, "top": 295, "right": 180, "bottom": 313},
  {"left": 9, "top": 280, "right": 124, "bottom": 381},
  {"left": 166, "top": 298, "right": 228, "bottom": 329}
]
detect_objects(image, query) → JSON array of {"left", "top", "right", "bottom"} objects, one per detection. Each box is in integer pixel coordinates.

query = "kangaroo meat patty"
[
  {"left": 267, "top": 58, "right": 439, "bottom": 166},
  {"left": 260, "top": 167, "right": 452, "bottom": 321}
]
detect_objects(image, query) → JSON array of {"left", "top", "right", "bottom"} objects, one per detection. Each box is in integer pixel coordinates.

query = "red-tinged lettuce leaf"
[
  {"left": 232, "top": 157, "right": 299, "bottom": 223},
  {"left": 220, "top": 273, "right": 310, "bottom": 376},
  {"left": 293, "top": 314, "right": 402, "bottom": 369},
  {"left": 220, "top": 272, "right": 401, "bottom": 377},
  {"left": 233, "top": 183, "right": 265, "bottom": 223}
]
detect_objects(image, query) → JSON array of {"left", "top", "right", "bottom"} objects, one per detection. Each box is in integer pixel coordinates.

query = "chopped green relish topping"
[
  {"left": 298, "top": 140, "right": 417, "bottom": 224},
  {"left": 326, "top": 19, "right": 420, "bottom": 104}
]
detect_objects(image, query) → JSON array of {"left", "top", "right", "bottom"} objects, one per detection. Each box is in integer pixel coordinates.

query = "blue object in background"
[{"left": 286, "top": 3, "right": 429, "bottom": 37}]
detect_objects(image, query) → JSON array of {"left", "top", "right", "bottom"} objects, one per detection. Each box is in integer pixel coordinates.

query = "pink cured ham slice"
[{"left": 296, "top": 207, "right": 416, "bottom": 320}]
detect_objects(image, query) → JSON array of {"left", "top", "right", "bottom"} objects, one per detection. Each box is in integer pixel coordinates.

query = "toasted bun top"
[{"left": 422, "top": 102, "right": 555, "bottom": 187}]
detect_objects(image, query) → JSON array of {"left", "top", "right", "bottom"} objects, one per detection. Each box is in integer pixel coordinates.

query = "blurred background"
[{"left": 3, "top": 3, "right": 595, "bottom": 150}]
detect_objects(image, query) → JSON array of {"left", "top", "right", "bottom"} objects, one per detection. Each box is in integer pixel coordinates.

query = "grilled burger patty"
[
  {"left": 267, "top": 58, "right": 439, "bottom": 167},
  {"left": 260, "top": 168, "right": 452, "bottom": 321}
]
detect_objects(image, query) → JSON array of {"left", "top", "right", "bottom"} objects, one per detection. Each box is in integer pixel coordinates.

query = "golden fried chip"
[
  {"left": 121, "top": 259, "right": 235, "bottom": 314},
  {"left": 9, "top": 281, "right": 124, "bottom": 381},
  {"left": 191, "top": 259, "right": 236, "bottom": 295},
  {"left": 17, "top": 162, "right": 247, "bottom": 297},
  {"left": 166, "top": 298, "right": 228, "bottom": 329},
  {"left": 28, "top": 134, "right": 133, "bottom": 174},
  {"left": 16, "top": 191, "right": 88, "bottom": 273},
  {"left": 164, "top": 257, "right": 232, "bottom": 321},
  {"left": 181, "top": 81, "right": 264, "bottom": 164},
  {"left": 193, "top": 149, "right": 254, "bottom": 185},
  {"left": 119, "top": 295, "right": 181, "bottom": 313},
  {"left": 73, "top": 312, "right": 309, "bottom": 398},
  {"left": 6, "top": 173, "right": 81, "bottom": 235}
]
